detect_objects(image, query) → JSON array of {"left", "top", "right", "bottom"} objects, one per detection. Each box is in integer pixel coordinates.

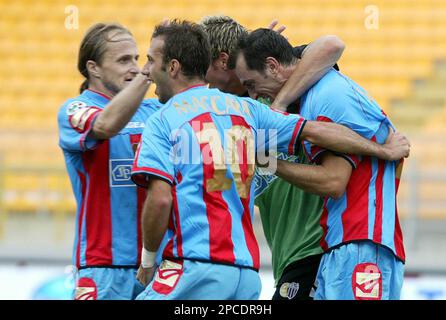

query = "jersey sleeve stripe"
[
  {"left": 79, "top": 110, "right": 101, "bottom": 151},
  {"left": 288, "top": 117, "right": 306, "bottom": 155},
  {"left": 131, "top": 168, "right": 174, "bottom": 187}
]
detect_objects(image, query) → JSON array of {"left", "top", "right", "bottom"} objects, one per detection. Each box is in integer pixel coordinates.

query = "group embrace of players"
[{"left": 58, "top": 16, "right": 410, "bottom": 300}]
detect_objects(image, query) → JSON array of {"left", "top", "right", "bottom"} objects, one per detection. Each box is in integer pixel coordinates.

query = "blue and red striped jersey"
[
  {"left": 57, "top": 89, "right": 163, "bottom": 268},
  {"left": 131, "top": 85, "right": 306, "bottom": 270},
  {"left": 299, "top": 70, "right": 405, "bottom": 262}
]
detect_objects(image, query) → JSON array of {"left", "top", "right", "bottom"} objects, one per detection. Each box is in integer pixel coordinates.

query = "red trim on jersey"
[
  {"left": 81, "top": 140, "right": 113, "bottom": 265},
  {"left": 316, "top": 115, "right": 333, "bottom": 123},
  {"left": 76, "top": 170, "right": 87, "bottom": 268},
  {"left": 342, "top": 157, "right": 373, "bottom": 242},
  {"left": 394, "top": 159, "right": 406, "bottom": 261},
  {"left": 319, "top": 198, "right": 329, "bottom": 251},
  {"left": 171, "top": 182, "right": 183, "bottom": 257},
  {"left": 288, "top": 117, "right": 305, "bottom": 155},
  {"left": 136, "top": 187, "right": 146, "bottom": 264},
  {"left": 131, "top": 133, "right": 145, "bottom": 264},
  {"left": 373, "top": 160, "right": 385, "bottom": 243},
  {"left": 86, "top": 89, "right": 111, "bottom": 100},
  {"left": 178, "top": 84, "right": 207, "bottom": 94},
  {"left": 231, "top": 115, "right": 260, "bottom": 269},
  {"left": 163, "top": 171, "right": 183, "bottom": 257},
  {"left": 132, "top": 167, "right": 174, "bottom": 185},
  {"left": 192, "top": 113, "right": 235, "bottom": 264}
]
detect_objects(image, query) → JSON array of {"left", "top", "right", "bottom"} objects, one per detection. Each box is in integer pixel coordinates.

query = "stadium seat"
[{"left": 0, "top": 0, "right": 445, "bottom": 220}]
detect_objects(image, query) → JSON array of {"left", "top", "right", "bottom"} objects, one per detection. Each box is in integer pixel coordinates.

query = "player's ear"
[
  {"left": 169, "top": 59, "right": 181, "bottom": 77},
  {"left": 265, "top": 57, "right": 280, "bottom": 77},
  {"left": 218, "top": 52, "right": 230, "bottom": 70},
  {"left": 86, "top": 60, "right": 101, "bottom": 79}
]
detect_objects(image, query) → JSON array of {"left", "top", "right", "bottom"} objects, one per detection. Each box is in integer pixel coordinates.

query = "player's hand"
[
  {"left": 382, "top": 128, "right": 410, "bottom": 160},
  {"left": 267, "top": 19, "right": 286, "bottom": 35},
  {"left": 138, "top": 71, "right": 152, "bottom": 85},
  {"left": 137, "top": 265, "right": 157, "bottom": 287}
]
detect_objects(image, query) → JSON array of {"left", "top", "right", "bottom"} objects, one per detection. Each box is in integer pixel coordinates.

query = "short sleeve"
[
  {"left": 131, "top": 115, "right": 175, "bottom": 187},
  {"left": 57, "top": 100, "right": 102, "bottom": 152},
  {"left": 249, "top": 99, "right": 306, "bottom": 156},
  {"left": 303, "top": 91, "right": 379, "bottom": 168}
]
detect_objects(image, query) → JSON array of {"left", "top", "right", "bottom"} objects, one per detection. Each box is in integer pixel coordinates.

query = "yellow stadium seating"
[{"left": 0, "top": 0, "right": 445, "bottom": 219}]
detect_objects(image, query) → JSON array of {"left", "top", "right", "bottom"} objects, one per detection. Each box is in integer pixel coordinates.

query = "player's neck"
[
  {"left": 87, "top": 81, "right": 116, "bottom": 99},
  {"left": 174, "top": 77, "right": 206, "bottom": 95},
  {"left": 281, "top": 64, "right": 297, "bottom": 83}
]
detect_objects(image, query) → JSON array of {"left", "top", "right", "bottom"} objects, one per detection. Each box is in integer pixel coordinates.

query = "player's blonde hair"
[
  {"left": 77, "top": 23, "right": 133, "bottom": 93},
  {"left": 199, "top": 15, "right": 248, "bottom": 61}
]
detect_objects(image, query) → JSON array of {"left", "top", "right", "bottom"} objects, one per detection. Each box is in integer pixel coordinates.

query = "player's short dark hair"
[
  {"left": 78, "top": 23, "right": 133, "bottom": 93},
  {"left": 234, "top": 28, "right": 296, "bottom": 72},
  {"left": 199, "top": 15, "right": 248, "bottom": 62},
  {"left": 152, "top": 20, "right": 211, "bottom": 79}
]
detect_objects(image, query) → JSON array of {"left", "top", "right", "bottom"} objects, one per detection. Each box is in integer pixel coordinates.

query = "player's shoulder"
[
  {"left": 58, "top": 92, "right": 97, "bottom": 116},
  {"left": 307, "top": 69, "right": 347, "bottom": 104},
  {"left": 139, "top": 98, "right": 164, "bottom": 117},
  {"left": 141, "top": 98, "right": 163, "bottom": 110}
]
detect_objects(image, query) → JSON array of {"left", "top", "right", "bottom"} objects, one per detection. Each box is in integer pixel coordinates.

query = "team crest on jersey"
[
  {"left": 74, "top": 277, "right": 97, "bottom": 300},
  {"left": 66, "top": 101, "right": 87, "bottom": 115},
  {"left": 352, "top": 263, "right": 382, "bottom": 300},
  {"left": 110, "top": 159, "right": 135, "bottom": 187},
  {"left": 152, "top": 260, "right": 183, "bottom": 295},
  {"left": 279, "top": 282, "right": 300, "bottom": 300}
]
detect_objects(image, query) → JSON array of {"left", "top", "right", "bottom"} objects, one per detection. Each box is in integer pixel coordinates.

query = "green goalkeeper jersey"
[{"left": 254, "top": 147, "right": 324, "bottom": 285}]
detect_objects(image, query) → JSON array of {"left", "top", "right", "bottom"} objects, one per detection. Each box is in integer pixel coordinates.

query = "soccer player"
[
  {"left": 131, "top": 20, "right": 409, "bottom": 300},
  {"left": 200, "top": 15, "right": 344, "bottom": 300},
  {"left": 57, "top": 23, "right": 162, "bottom": 300},
  {"left": 234, "top": 28, "right": 408, "bottom": 300}
]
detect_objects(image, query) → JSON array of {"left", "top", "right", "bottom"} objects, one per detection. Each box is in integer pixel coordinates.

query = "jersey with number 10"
[{"left": 132, "top": 85, "right": 306, "bottom": 271}]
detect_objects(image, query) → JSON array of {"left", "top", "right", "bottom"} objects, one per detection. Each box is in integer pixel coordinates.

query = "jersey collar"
[
  {"left": 178, "top": 83, "right": 208, "bottom": 94},
  {"left": 83, "top": 89, "right": 112, "bottom": 104}
]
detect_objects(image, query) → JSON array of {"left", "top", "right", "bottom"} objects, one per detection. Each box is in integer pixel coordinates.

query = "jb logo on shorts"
[
  {"left": 152, "top": 260, "right": 184, "bottom": 295},
  {"left": 352, "top": 263, "right": 383, "bottom": 300},
  {"left": 75, "top": 277, "right": 98, "bottom": 300}
]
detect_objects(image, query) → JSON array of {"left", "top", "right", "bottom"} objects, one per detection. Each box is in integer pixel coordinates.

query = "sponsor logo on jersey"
[
  {"left": 66, "top": 101, "right": 87, "bottom": 115},
  {"left": 152, "top": 260, "right": 183, "bottom": 295},
  {"left": 75, "top": 277, "right": 97, "bottom": 300},
  {"left": 279, "top": 282, "right": 300, "bottom": 300},
  {"left": 110, "top": 159, "right": 135, "bottom": 187},
  {"left": 352, "top": 263, "right": 382, "bottom": 300},
  {"left": 125, "top": 122, "right": 145, "bottom": 129}
]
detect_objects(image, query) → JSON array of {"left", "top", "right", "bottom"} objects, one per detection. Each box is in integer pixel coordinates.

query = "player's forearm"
[
  {"left": 92, "top": 73, "right": 151, "bottom": 139},
  {"left": 141, "top": 190, "right": 172, "bottom": 252},
  {"left": 271, "top": 36, "right": 345, "bottom": 111},
  {"left": 301, "top": 121, "right": 389, "bottom": 159},
  {"left": 275, "top": 159, "right": 343, "bottom": 198}
]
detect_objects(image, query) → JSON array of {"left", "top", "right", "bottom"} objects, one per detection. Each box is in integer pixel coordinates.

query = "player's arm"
[
  {"left": 275, "top": 153, "right": 352, "bottom": 199},
  {"left": 90, "top": 73, "right": 151, "bottom": 139},
  {"left": 137, "top": 178, "right": 172, "bottom": 286},
  {"left": 300, "top": 120, "right": 410, "bottom": 161},
  {"left": 271, "top": 35, "right": 345, "bottom": 111}
]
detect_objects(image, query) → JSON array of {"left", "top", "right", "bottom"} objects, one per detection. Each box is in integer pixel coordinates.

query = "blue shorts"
[
  {"left": 74, "top": 267, "right": 145, "bottom": 300},
  {"left": 314, "top": 241, "right": 404, "bottom": 300},
  {"left": 136, "top": 259, "right": 261, "bottom": 300}
]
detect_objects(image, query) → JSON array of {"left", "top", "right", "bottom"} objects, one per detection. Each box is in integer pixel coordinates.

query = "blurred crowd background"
[{"left": 0, "top": 0, "right": 445, "bottom": 299}]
